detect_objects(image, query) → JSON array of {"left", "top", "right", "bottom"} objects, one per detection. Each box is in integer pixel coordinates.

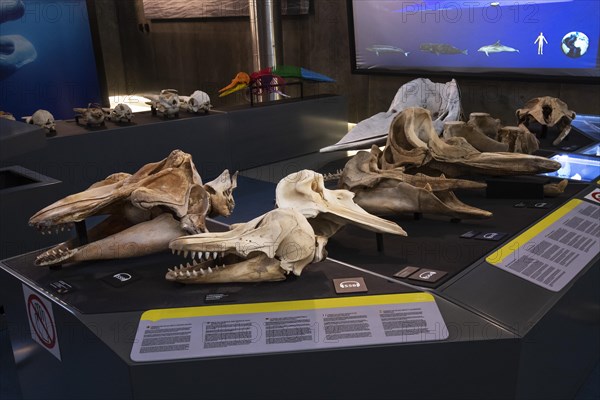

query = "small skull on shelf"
[
  {"left": 107, "top": 103, "right": 134, "bottom": 123},
  {"left": 74, "top": 103, "right": 106, "bottom": 127},
  {"left": 23, "top": 109, "right": 56, "bottom": 133}
]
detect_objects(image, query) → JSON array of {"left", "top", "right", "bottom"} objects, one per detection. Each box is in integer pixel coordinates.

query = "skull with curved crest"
[
  {"left": 381, "top": 107, "right": 560, "bottom": 177},
  {"left": 340, "top": 147, "right": 492, "bottom": 220},
  {"left": 29, "top": 150, "right": 238, "bottom": 266}
]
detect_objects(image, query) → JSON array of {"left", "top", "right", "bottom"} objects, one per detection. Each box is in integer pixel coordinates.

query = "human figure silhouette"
[{"left": 534, "top": 32, "right": 548, "bottom": 55}]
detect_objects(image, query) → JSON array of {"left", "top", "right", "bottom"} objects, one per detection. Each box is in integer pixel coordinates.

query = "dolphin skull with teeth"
[
  {"left": 29, "top": 150, "right": 238, "bottom": 266},
  {"left": 166, "top": 170, "right": 406, "bottom": 284},
  {"left": 167, "top": 208, "right": 318, "bottom": 283}
]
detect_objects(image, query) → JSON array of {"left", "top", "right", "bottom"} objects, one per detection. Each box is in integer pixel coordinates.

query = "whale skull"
[
  {"left": 167, "top": 208, "right": 319, "bottom": 283},
  {"left": 29, "top": 150, "right": 237, "bottom": 266},
  {"left": 516, "top": 96, "right": 575, "bottom": 146},
  {"left": 275, "top": 169, "right": 407, "bottom": 238},
  {"left": 339, "top": 148, "right": 492, "bottom": 219},
  {"left": 381, "top": 107, "right": 560, "bottom": 177}
]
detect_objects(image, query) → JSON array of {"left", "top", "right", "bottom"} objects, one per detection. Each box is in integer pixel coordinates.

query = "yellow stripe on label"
[
  {"left": 486, "top": 199, "right": 582, "bottom": 265},
  {"left": 141, "top": 293, "right": 434, "bottom": 322}
]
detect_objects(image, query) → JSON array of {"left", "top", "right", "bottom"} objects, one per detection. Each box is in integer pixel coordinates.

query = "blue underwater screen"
[
  {"left": 0, "top": 0, "right": 102, "bottom": 120},
  {"left": 350, "top": 0, "right": 600, "bottom": 78}
]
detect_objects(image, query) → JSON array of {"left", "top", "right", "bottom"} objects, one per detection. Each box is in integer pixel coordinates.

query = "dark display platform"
[
  {"left": 533, "top": 123, "right": 595, "bottom": 152},
  {"left": 325, "top": 182, "right": 589, "bottom": 288},
  {"left": 214, "top": 169, "right": 592, "bottom": 289},
  {"left": 1, "top": 104, "right": 598, "bottom": 399},
  {"left": 0, "top": 241, "right": 519, "bottom": 399},
  {"left": 0, "top": 247, "right": 414, "bottom": 315},
  {"left": 0, "top": 119, "right": 46, "bottom": 161}
]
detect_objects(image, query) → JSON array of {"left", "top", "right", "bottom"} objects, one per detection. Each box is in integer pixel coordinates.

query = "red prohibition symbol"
[
  {"left": 27, "top": 294, "right": 56, "bottom": 349},
  {"left": 591, "top": 191, "right": 600, "bottom": 203}
]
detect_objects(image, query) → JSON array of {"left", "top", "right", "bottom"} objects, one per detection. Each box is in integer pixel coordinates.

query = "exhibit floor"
[{"left": 1, "top": 287, "right": 598, "bottom": 400}]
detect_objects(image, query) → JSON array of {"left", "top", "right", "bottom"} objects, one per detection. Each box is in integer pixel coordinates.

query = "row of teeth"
[
  {"left": 168, "top": 262, "right": 227, "bottom": 277},
  {"left": 36, "top": 224, "right": 74, "bottom": 235},
  {"left": 37, "top": 247, "right": 69, "bottom": 261},
  {"left": 171, "top": 249, "right": 224, "bottom": 261}
]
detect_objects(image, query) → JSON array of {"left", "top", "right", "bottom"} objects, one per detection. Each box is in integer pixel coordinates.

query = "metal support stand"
[
  {"left": 75, "top": 220, "right": 89, "bottom": 246},
  {"left": 376, "top": 233, "right": 384, "bottom": 253},
  {"left": 249, "top": 81, "right": 304, "bottom": 107}
]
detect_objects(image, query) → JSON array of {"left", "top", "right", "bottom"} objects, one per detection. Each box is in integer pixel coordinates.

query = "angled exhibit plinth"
[{"left": 0, "top": 220, "right": 517, "bottom": 399}]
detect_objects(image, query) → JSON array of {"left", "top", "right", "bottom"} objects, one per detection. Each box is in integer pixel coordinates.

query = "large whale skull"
[
  {"left": 29, "top": 150, "right": 238, "bottom": 266},
  {"left": 340, "top": 148, "right": 492, "bottom": 220},
  {"left": 167, "top": 208, "right": 319, "bottom": 283},
  {"left": 381, "top": 107, "right": 560, "bottom": 177}
]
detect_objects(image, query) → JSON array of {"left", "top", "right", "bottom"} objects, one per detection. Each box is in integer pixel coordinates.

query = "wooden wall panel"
[{"left": 94, "top": 0, "right": 599, "bottom": 123}]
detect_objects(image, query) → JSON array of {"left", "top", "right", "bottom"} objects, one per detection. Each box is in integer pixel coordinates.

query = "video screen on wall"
[
  {"left": 349, "top": 0, "right": 600, "bottom": 79},
  {"left": 0, "top": 0, "right": 103, "bottom": 120}
]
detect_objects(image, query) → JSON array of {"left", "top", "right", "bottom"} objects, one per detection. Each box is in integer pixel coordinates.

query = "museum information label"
[
  {"left": 131, "top": 293, "right": 448, "bottom": 362},
  {"left": 487, "top": 199, "right": 600, "bottom": 292}
]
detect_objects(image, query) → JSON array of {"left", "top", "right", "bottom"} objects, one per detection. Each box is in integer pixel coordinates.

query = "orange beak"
[{"left": 218, "top": 72, "right": 251, "bottom": 97}]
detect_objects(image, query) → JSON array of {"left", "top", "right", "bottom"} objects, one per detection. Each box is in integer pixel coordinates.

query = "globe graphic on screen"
[{"left": 561, "top": 31, "right": 589, "bottom": 58}]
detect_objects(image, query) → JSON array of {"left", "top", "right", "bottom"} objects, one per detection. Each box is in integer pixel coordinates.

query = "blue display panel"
[
  {"left": 0, "top": 0, "right": 103, "bottom": 120},
  {"left": 349, "top": 0, "right": 600, "bottom": 79},
  {"left": 544, "top": 153, "right": 600, "bottom": 182}
]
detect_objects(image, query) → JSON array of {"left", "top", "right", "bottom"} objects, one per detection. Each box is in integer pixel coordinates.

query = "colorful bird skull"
[
  {"left": 167, "top": 208, "right": 319, "bottom": 283},
  {"left": 29, "top": 150, "right": 238, "bottom": 266},
  {"left": 516, "top": 96, "right": 575, "bottom": 146},
  {"left": 219, "top": 72, "right": 251, "bottom": 97}
]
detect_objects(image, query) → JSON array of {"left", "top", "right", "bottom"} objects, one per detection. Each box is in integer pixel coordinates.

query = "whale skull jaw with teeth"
[
  {"left": 167, "top": 208, "right": 319, "bottom": 284},
  {"left": 29, "top": 150, "right": 238, "bottom": 266}
]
